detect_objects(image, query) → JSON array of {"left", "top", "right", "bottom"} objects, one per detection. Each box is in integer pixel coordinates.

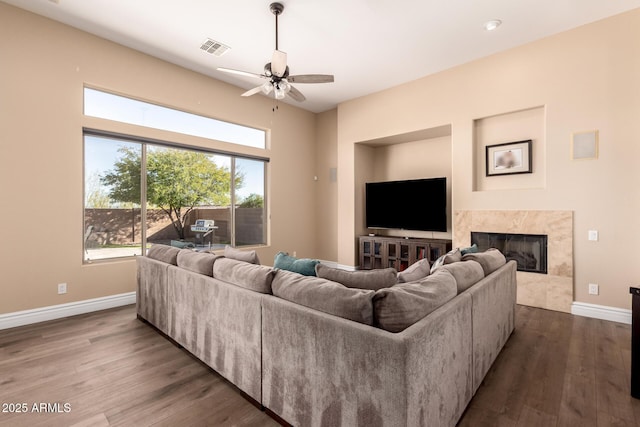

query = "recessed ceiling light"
[{"left": 484, "top": 19, "right": 502, "bottom": 31}]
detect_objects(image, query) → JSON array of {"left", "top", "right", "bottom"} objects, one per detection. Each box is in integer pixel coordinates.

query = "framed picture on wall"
[{"left": 485, "top": 140, "right": 532, "bottom": 176}]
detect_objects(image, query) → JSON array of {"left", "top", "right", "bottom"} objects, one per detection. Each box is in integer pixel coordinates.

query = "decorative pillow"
[
  {"left": 146, "top": 244, "right": 181, "bottom": 265},
  {"left": 373, "top": 269, "right": 457, "bottom": 333},
  {"left": 315, "top": 264, "right": 397, "bottom": 291},
  {"left": 397, "top": 258, "right": 430, "bottom": 283},
  {"left": 441, "top": 260, "right": 485, "bottom": 294},
  {"left": 224, "top": 245, "right": 260, "bottom": 265},
  {"left": 274, "top": 252, "right": 320, "bottom": 276},
  {"left": 460, "top": 243, "right": 479, "bottom": 255},
  {"left": 213, "top": 257, "right": 275, "bottom": 294},
  {"left": 176, "top": 250, "right": 222, "bottom": 276},
  {"left": 272, "top": 269, "right": 375, "bottom": 325},
  {"left": 462, "top": 248, "right": 506, "bottom": 276},
  {"left": 430, "top": 248, "right": 462, "bottom": 273}
]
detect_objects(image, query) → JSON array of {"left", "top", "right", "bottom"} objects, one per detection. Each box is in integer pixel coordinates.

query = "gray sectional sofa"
[{"left": 136, "top": 245, "right": 517, "bottom": 426}]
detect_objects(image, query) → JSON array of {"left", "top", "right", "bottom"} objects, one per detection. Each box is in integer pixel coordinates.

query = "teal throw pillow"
[
  {"left": 461, "top": 244, "right": 479, "bottom": 255},
  {"left": 274, "top": 252, "right": 320, "bottom": 276}
]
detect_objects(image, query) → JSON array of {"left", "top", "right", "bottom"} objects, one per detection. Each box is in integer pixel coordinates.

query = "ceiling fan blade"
[
  {"left": 217, "top": 67, "right": 266, "bottom": 79},
  {"left": 287, "top": 85, "right": 306, "bottom": 102},
  {"left": 271, "top": 50, "right": 287, "bottom": 77},
  {"left": 241, "top": 85, "right": 265, "bottom": 97},
  {"left": 288, "top": 74, "right": 334, "bottom": 84}
]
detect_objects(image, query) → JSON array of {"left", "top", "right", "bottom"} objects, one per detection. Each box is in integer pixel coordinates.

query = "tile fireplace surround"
[{"left": 454, "top": 210, "right": 573, "bottom": 313}]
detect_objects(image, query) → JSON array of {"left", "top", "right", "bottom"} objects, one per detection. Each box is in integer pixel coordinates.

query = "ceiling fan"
[{"left": 217, "top": 2, "right": 334, "bottom": 102}]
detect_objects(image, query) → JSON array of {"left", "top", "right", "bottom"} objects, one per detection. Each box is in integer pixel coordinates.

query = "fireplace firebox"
[{"left": 471, "top": 232, "right": 548, "bottom": 274}]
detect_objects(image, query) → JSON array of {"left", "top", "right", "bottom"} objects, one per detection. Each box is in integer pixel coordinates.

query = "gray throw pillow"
[
  {"left": 430, "top": 248, "right": 462, "bottom": 273},
  {"left": 146, "top": 244, "right": 181, "bottom": 265},
  {"left": 224, "top": 245, "right": 260, "bottom": 265},
  {"left": 272, "top": 269, "right": 375, "bottom": 325},
  {"left": 176, "top": 250, "right": 222, "bottom": 276},
  {"left": 461, "top": 248, "right": 506, "bottom": 276},
  {"left": 373, "top": 269, "right": 457, "bottom": 333},
  {"left": 397, "top": 258, "right": 430, "bottom": 283},
  {"left": 441, "top": 260, "right": 485, "bottom": 294},
  {"left": 213, "top": 257, "right": 275, "bottom": 294},
  {"left": 315, "top": 264, "right": 397, "bottom": 291}
]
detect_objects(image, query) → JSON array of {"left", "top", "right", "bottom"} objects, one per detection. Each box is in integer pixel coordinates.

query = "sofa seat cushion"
[
  {"left": 397, "top": 258, "right": 431, "bottom": 283},
  {"left": 461, "top": 248, "right": 506, "bottom": 276},
  {"left": 274, "top": 252, "right": 320, "bottom": 276},
  {"left": 176, "top": 250, "right": 222, "bottom": 276},
  {"left": 213, "top": 257, "right": 275, "bottom": 294},
  {"left": 373, "top": 269, "right": 457, "bottom": 332},
  {"left": 441, "top": 260, "right": 485, "bottom": 294},
  {"left": 224, "top": 245, "right": 260, "bottom": 265},
  {"left": 146, "top": 244, "right": 181, "bottom": 265},
  {"left": 315, "top": 264, "right": 397, "bottom": 291},
  {"left": 272, "top": 269, "right": 374, "bottom": 325}
]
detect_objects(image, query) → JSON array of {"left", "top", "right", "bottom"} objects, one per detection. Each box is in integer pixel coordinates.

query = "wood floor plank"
[{"left": 1, "top": 304, "right": 637, "bottom": 426}]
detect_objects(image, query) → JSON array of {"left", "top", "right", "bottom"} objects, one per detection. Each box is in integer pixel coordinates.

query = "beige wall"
[
  {"left": 314, "top": 109, "right": 339, "bottom": 261},
  {"left": 335, "top": 9, "right": 640, "bottom": 310},
  {"left": 0, "top": 3, "right": 318, "bottom": 314}
]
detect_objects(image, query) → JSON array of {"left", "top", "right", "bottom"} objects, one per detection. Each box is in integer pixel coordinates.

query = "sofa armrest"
[
  {"left": 464, "top": 260, "right": 517, "bottom": 393},
  {"left": 136, "top": 256, "right": 171, "bottom": 334},
  {"left": 262, "top": 292, "right": 473, "bottom": 426}
]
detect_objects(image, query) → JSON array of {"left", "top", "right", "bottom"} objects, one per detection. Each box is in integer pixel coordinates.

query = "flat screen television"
[{"left": 365, "top": 177, "right": 447, "bottom": 232}]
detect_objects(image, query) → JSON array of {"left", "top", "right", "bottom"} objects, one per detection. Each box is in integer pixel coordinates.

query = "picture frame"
[{"left": 485, "top": 139, "right": 532, "bottom": 176}]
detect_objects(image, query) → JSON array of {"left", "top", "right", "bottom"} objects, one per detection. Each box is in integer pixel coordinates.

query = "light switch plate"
[{"left": 588, "top": 230, "right": 598, "bottom": 241}]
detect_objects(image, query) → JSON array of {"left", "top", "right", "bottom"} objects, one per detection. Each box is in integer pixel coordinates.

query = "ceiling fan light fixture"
[
  {"left": 261, "top": 81, "right": 274, "bottom": 95},
  {"left": 484, "top": 19, "right": 502, "bottom": 31},
  {"left": 274, "top": 82, "right": 286, "bottom": 100}
]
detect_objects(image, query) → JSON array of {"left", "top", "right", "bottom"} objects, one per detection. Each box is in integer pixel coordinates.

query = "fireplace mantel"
[{"left": 454, "top": 210, "right": 573, "bottom": 313}]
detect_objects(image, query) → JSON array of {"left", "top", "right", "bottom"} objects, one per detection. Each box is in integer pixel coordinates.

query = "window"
[
  {"left": 83, "top": 88, "right": 268, "bottom": 261},
  {"left": 84, "top": 133, "right": 267, "bottom": 261},
  {"left": 84, "top": 87, "right": 266, "bottom": 149}
]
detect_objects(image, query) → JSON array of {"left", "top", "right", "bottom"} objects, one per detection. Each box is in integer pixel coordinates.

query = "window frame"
[{"left": 83, "top": 128, "right": 269, "bottom": 263}]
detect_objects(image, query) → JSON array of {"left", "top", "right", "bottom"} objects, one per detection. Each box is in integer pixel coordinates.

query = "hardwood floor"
[
  {"left": 0, "top": 306, "right": 278, "bottom": 427},
  {"left": 0, "top": 304, "right": 638, "bottom": 426},
  {"left": 459, "top": 305, "right": 640, "bottom": 427}
]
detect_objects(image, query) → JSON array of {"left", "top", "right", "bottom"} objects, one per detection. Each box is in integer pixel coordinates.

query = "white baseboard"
[
  {"left": 571, "top": 301, "right": 632, "bottom": 324},
  {"left": 0, "top": 292, "right": 136, "bottom": 331}
]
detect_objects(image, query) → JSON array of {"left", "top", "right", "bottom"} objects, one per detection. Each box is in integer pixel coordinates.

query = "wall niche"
[
  {"left": 354, "top": 125, "right": 453, "bottom": 240},
  {"left": 473, "top": 106, "right": 546, "bottom": 192}
]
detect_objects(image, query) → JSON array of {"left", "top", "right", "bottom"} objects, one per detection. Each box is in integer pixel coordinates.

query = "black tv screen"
[{"left": 365, "top": 177, "right": 447, "bottom": 232}]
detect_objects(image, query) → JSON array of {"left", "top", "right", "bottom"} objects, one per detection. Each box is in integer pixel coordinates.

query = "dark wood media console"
[{"left": 359, "top": 235, "right": 452, "bottom": 271}]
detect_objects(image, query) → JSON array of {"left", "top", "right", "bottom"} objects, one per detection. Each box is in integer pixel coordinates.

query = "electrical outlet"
[
  {"left": 588, "top": 283, "right": 599, "bottom": 295},
  {"left": 292, "top": 251, "right": 297, "bottom": 257},
  {"left": 57, "top": 283, "right": 67, "bottom": 294}
]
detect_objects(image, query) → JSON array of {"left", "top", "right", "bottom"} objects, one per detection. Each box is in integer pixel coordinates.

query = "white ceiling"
[{"left": 4, "top": 0, "right": 640, "bottom": 113}]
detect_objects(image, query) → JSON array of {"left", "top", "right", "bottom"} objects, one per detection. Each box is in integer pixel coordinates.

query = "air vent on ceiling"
[{"left": 200, "top": 38, "right": 230, "bottom": 56}]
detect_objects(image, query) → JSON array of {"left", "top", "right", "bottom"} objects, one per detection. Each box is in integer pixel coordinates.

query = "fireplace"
[{"left": 471, "top": 232, "right": 548, "bottom": 274}]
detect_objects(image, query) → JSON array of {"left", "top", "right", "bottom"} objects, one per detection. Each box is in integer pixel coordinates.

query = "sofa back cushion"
[
  {"left": 315, "top": 264, "right": 396, "bottom": 291},
  {"left": 274, "top": 252, "right": 320, "bottom": 276},
  {"left": 176, "top": 250, "right": 221, "bottom": 276},
  {"left": 224, "top": 245, "right": 260, "bottom": 265},
  {"left": 146, "top": 244, "right": 181, "bottom": 265},
  {"left": 461, "top": 248, "right": 506, "bottom": 276},
  {"left": 373, "top": 269, "right": 457, "bottom": 333},
  {"left": 213, "top": 257, "right": 275, "bottom": 294},
  {"left": 272, "top": 269, "right": 374, "bottom": 325},
  {"left": 441, "top": 260, "right": 485, "bottom": 294}
]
